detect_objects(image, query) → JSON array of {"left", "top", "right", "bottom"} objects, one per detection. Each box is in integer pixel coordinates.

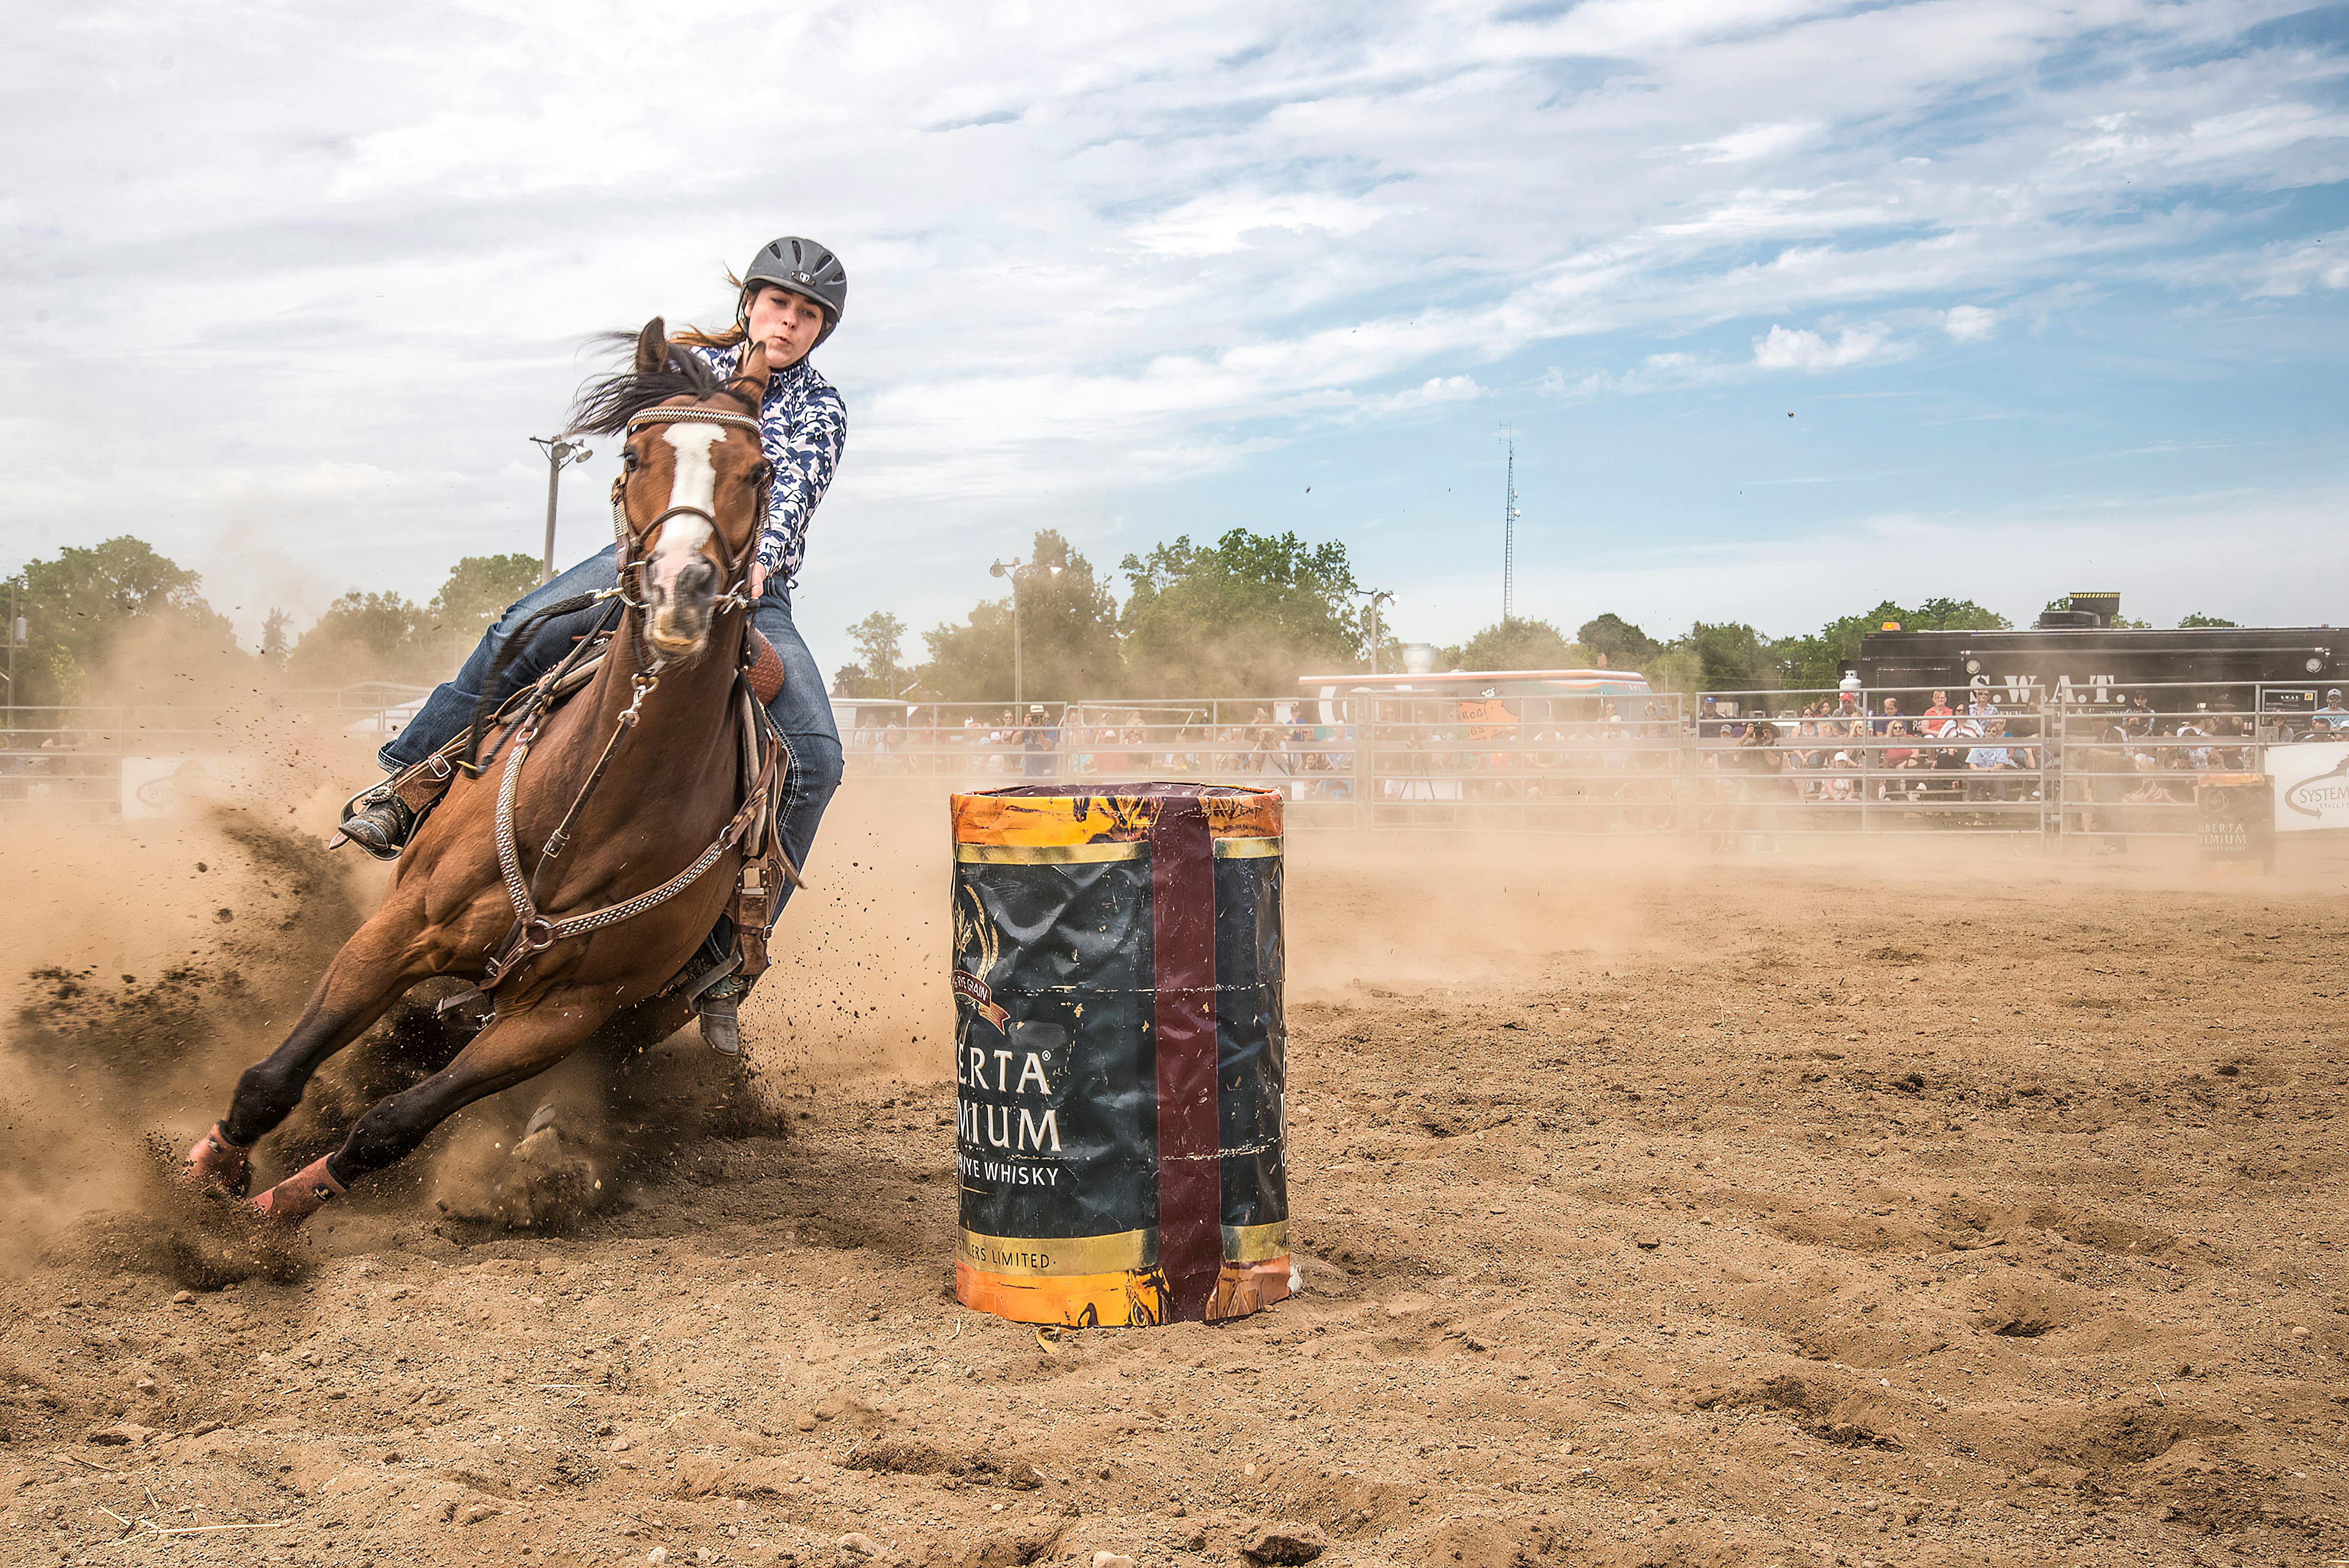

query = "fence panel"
[{"left": 7, "top": 680, "right": 2329, "bottom": 843}]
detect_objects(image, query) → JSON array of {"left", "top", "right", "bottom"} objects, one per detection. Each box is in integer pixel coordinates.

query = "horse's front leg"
[
  {"left": 183, "top": 912, "right": 436, "bottom": 1196},
  {"left": 252, "top": 995, "right": 612, "bottom": 1223}
]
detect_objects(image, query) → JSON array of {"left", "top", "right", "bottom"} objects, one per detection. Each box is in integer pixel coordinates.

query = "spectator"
[
  {"left": 1872, "top": 697, "right": 1903, "bottom": 735},
  {"left": 1877, "top": 719, "right": 1917, "bottom": 798},
  {"left": 2078, "top": 715, "right": 2131, "bottom": 852},
  {"left": 1966, "top": 717, "right": 2021, "bottom": 802},
  {"left": 1246, "top": 707, "right": 1282, "bottom": 775},
  {"left": 2123, "top": 752, "right": 2186, "bottom": 805},
  {"left": 1822, "top": 749, "right": 1860, "bottom": 803},
  {"left": 1922, "top": 689, "right": 1955, "bottom": 736},
  {"left": 2318, "top": 688, "right": 2349, "bottom": 733},
  {"left": 1019, "top": 704, "right": 1059, "bottom": 779}
]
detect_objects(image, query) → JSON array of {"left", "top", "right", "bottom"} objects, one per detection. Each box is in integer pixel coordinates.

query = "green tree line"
[
  {"left": 0, "top": 537, "right": 540, "bottom": 706},
  {"left": 1, "top": 532, "right": 2253, "bottom": 710}
]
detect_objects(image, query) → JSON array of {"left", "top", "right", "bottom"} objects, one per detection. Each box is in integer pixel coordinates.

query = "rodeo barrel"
[{"left": 949, "top": 782, "right": 1290, "bottom": 1326}]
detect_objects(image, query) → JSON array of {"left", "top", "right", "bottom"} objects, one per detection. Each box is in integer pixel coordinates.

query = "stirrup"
[
  {"left": 698, "top": 989, "right": 743, "bottom": 1055},
  {"left": 336, "top": 793, "right": 415, "bottom": 861}
]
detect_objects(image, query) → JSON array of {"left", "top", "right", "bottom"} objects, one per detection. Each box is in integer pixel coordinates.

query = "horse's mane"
[{"left": 565, "top": 333, "right": 723, "bottom": 436}]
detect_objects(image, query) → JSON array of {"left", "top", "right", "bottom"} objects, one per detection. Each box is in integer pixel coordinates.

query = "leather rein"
[{"left": 479, "top": 398, "right": 783, "bottom": 991}]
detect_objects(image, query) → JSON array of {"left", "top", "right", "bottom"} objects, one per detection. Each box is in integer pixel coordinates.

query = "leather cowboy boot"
[
  {"left": 339, "top": 791, "right": 415, "bottom": 859},
  {"left": 697, "top": 972, "right": 752, "bottom": 1056}
]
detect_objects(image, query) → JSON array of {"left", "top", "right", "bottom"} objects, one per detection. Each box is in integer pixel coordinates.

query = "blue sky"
[{"left": 3, "top": 0, "right": 2345, "bottom": 680}]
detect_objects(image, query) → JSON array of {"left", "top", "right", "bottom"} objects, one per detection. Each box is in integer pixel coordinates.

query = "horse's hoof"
[
  {"left": 251, "top": 1155, "right": 345, "bottom": 1225},
  {"left": 183, "top": 1123, "right": 250, "bottom": 1199}
]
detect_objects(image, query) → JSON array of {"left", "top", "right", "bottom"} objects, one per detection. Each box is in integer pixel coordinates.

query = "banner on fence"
[{"left": 2268, "top": 741, "right": 2349, "bottom": 833}]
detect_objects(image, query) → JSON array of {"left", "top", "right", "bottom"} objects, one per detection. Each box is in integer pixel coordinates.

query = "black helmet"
[{"left": 741, "top": 236, "right": 847, "bottom": 347}]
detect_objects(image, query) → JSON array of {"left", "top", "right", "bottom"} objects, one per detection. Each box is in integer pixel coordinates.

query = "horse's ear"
[
  {"left": 634, "top": 318, "right": 668, "bottom": 374},
  {"left": 733, "top": 339, "right": 772, "bottom": 400}
]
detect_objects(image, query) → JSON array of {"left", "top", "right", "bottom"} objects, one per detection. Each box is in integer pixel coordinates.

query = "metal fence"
[
  {"left": 7, "top": 680, "right": 2343, "bottom": 845},
  {"left": 0, "top": 685, "right": 429, "bottom": 812},
  {"left": 838, "top": 683, "right": 2344, "bottom": 843}
]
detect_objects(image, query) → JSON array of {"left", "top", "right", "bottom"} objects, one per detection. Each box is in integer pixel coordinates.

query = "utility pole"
[
  {"left": 530, "top": 436, "right": 595, "bottom": 583},
  {"left": 4, "top": 576, "right": 19, "bottom": 732},
  {"left": 1354, "top": 588, "right": 1394, "bottom": 676},
  {"left": 990, "top": 556, "right": 1061, "bottom": 708},
  {"left": 1500, "top": 428, "right": 1520, "bottom": 623}
]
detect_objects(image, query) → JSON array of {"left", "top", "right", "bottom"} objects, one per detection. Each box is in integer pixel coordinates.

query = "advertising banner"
[{"left": 2269, "top": 742, "right": 2349, "bottom": 833}]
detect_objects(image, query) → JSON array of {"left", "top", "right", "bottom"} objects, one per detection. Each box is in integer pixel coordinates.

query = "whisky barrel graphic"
[{"left": 949, "top": 783, "right": 1290, "bottom": 1326}]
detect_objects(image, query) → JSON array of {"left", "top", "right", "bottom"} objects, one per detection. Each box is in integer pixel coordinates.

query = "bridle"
[
  {"left": 609, "top": 401, "right": 770, "bottom": 629},
  {"left": 473, "top": 392, "right": 787, "bottom": 992}
]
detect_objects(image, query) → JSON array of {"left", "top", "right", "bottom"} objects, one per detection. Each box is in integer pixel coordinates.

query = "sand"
[{"left": 1, "top": 789, "right": 2345, "bottom": 1567}]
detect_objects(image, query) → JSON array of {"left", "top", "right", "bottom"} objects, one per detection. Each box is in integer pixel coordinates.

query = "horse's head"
[{"left": 571, "top": 318, "right": 774, "bottom": 663}]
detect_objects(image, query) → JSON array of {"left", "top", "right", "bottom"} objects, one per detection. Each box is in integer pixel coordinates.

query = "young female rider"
[{"left": 337, "top": 237, "right": 851, "bottom": 1052}]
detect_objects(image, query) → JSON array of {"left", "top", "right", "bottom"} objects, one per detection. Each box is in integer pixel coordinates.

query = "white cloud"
[
  {"left": 1942, "top": 305, "right": 2000, "bottom": 341},
  {"left": 1131, "top": 188, "right": 1395, "bottom": 257},
  {"left": 1750, "top": 323, "right": 1908, "bottom": 370},
  {"left": 0, "top": 0, "right": 2340, "bottom": 663},
  {"left": 1684, "top": 120, "right": 1818, "bottom": 163}
]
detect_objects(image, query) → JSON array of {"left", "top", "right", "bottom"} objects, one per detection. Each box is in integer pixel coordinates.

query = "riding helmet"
[{"left": 742, "top": 237, "right": 847, "bottom": 346}]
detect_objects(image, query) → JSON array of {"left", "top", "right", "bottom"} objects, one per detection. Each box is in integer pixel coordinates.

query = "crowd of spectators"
[{"left": 834, "top": 684, "right": 2349, "bottom": 826}]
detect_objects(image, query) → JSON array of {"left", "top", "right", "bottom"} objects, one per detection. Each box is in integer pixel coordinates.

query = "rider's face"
[{"left": 744, "top": 286, "right": 827, "bottom": 367}]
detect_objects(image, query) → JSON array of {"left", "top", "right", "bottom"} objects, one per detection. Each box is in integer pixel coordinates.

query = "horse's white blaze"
[{"left": 650, "top": 424, "right": 725, "bottom": 594}]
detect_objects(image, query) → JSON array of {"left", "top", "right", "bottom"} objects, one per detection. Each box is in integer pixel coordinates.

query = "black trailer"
[{"left": 1855, "top": 598, "right": 2340, "bottom": 716}]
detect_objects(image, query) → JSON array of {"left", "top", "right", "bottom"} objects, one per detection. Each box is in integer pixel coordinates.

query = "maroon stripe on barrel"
[{"left": 1149, "top": 791, "right": 1221, "bottom": 1322}]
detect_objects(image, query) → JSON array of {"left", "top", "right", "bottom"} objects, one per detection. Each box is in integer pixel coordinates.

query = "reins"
[{"left": 476, "top": 397, "right": 788, "bottom": 992}]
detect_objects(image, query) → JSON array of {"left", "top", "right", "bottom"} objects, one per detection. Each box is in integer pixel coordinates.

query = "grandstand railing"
[
  {"left": 0, "top": 686, "right": 430, "bottom": 812},
  {"left": 7, "top": 680, "right": 2342, "bottom": 842}
]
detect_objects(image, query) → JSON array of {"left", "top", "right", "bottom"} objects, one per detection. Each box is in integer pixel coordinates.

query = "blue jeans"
[{"left": 380, "top": 544, "right": 842, "bottom": 915}]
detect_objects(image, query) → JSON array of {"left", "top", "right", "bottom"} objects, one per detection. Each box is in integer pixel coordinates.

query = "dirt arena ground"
[{"left": 2, "top": 787, "right": 2346, "bottom": 1568}]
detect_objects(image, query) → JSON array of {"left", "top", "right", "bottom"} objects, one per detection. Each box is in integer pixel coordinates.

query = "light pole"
[
  {"left": 989, "top": 557, "right": 1061, "bottom": 708},
  {"left": 1354, "top": 588, "right": 1394, "bottom": 676},
  {"left": 3, "top": 576, "right": 21, "bottom": 732},
  {"left": 530, "top": 436, "right": 595, "bottom": 583}
]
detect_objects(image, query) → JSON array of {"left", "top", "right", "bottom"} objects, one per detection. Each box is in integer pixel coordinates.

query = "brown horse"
[{"left": 184, "top": 320, "right": 780, "bottom": 1222}]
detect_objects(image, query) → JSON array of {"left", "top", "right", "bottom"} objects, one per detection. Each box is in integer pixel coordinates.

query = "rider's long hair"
[{"left": 670, "top": 268, "right": 753, "bottom": 352}]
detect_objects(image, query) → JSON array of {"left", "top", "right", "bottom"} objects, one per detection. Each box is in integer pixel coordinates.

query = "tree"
[
  {"left": 1447, "top": 617, "right": 1587, "bottom": 671},
  {"left": 1674, "top": 621, "right": 1776, "bottom": 694},
  {"left": 259, "top": 609, "right": 293, "bottom": 666},
  {"left": 11, "top": 536, "right": 240, "bottom": 706},
  {"left": 1119, "top": 528, "right": 1360, "bottom": 696},
  {"left": 1578, "top": 613, "right": 1659, "bottom": 668},
  {"left": 2178, "top": 612, "right": 2237, "bottom": 628},
  {"left": 284, "top": 590, "right": 431, "bottom": 688},
  {"left": 918, "top": 530, "right": 1123, "bottom": 702},
  {"left": 846, "top": 611, "right": 908, "bottom": 697},
  {"left": 426, "top": 554, "right": 539, "bottom": 639}
]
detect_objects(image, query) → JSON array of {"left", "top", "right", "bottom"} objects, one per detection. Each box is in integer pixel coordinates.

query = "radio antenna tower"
[{"left": 1500, "top": 426, "right": 1520, "bottom": 622}]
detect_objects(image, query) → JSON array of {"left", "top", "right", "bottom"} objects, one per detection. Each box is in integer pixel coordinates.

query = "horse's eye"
[
  {"left": 621, "top": 448, "right": 642, "bottom": 471},
  {"left": 748, "top": 461, "right": 773, "bottom": 485}
]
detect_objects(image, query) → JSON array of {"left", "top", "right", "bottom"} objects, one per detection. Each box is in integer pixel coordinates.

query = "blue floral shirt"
[{"left": 686, "top": 344, "right": 847, "bottom": 581}]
